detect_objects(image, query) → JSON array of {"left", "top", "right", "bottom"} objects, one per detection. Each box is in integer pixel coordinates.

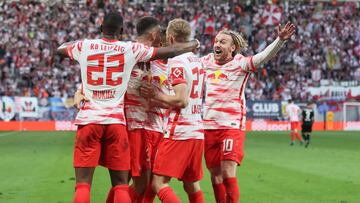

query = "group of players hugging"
[{"left": 57, "top": 12, "right": 295, "bottom": 203}]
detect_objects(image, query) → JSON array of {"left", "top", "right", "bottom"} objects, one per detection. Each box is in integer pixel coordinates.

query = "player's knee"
[
  {"left": 109, "top": 170, "right": 129, "bottom": 186},
  {"left": 183, "top": 181, "right": 201, "bottom": 194},
  {"left": 221, "top": 161, "right": 237, "bottom": 178},
  {"left": 209, "top": 167, "right": 223, "bottom": 184}
]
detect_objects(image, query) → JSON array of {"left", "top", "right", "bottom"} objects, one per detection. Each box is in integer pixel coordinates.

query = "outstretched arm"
[
  {"left": 252, "top": 22, "right": 296, "bottom": 68},
  {"left": 152, "top": 39, "right": 199, "bottom": 60},
  {"left": 56, "top": 41, "right": 76, "bottom": 58}
]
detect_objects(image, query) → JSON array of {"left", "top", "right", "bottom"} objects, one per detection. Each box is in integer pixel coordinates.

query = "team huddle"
[{"left": 57, "top": 12, "right": 295, "bottom": 203}]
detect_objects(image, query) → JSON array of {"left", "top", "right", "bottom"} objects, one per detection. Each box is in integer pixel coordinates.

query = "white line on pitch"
[{"left": 0, "top": 131, "right": 18, "bottom": 137}]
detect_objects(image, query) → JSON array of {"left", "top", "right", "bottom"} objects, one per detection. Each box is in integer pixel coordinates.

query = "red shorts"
[
  {"left": 204, "top": 129, "right": 245, "bottom": 169},
  {"left": 153, "top": 138, "right": 203, "bottom": 182},
  {"left": 74, "top": 124, "right": 130, "bottom": 171},
  {"left": 128, "top": 128, "right": 148, "bottom": 177},
  {"left": 291, "top": 122, "right": 300, "bottom": 130},
  {"left": 144, "top": 130, "right": 163, "bottom": 170}
]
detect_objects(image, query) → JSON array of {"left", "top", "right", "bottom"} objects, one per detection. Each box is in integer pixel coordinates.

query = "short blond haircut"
[
  {"left": 167, "top": 18, "right": 191, "bottom": 42},
  {"left": 218, "top": 30, "right": 248, "bottom": 56}
]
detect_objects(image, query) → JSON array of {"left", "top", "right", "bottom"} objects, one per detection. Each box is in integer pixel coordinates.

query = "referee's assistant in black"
[{"left": 301, "top": 102, "right": 314, "bottom": 148}]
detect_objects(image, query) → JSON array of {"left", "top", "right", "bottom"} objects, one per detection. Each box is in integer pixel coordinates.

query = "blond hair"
[
  {"left": 166, "top": 18, "right": 191, "bottom": 42},
  {"left": 218, "top": 30, "right": 248, "bottom": 56}
]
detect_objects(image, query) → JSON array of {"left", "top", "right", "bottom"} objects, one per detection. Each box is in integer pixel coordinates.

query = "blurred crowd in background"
[{"left": 1, "top": 0, "right": 359, "bottom": 102}]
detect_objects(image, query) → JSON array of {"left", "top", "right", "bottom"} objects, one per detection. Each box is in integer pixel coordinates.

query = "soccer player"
[
  {"left": 286, "top": 99, "right": 304, "bottom": 146},
  {"left": 301, "top": 102, "right": 314, "bottom": 148},
  {"left": 56, "top": 12, "right": 200, "bottom": 203},
  {"left": 124, "top": 16, "right": 162, "bottom": 202},
  {"left": 141, "top": 18, "right": 205, "bottom": 203},
  {"left": 201, "top": 22, "right": 295, "bottom": 203}
]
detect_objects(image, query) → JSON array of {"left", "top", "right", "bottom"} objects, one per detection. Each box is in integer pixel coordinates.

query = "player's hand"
[
  {"left": 139, "top": 82, "right": 156, "bottom": 98},
  {"left": 277, "top": 22, "right": 296, "bottom": 41},
  {"left": 74, "top": 90, "right": 89, "bottom": 110}
]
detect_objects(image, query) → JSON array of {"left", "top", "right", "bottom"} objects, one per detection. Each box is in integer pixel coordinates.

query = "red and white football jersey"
[
  {"left": 67, "top": 38, "right": 156, "bottom": 125},
  {"left": 144, "top": 60, "right": 169, "bottom": 133},
  {"left": 165, "top": 52, "right": 205, "bottom": 140},
  {"left": 125, "top": 63, "right": 150, "bottom": 130},
  {"left": 286, "top": 103, "right": 301, "bottom": 122},
  {"left": 201, "top": 53, "right": 255, "bottom": 130}
]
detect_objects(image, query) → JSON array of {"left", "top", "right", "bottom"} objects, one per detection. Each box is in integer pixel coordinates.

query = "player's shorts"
[
  {"left": 74, "top": 124, "right": 130, "bottom": 171},
  {"left": 291, "top": 121, "right": 300, "bottom": 131},
  {"left": 128, "top": 128, "right": 149, "bottom": 177},
  {"left": 144, "top": 130, "right": 163, "bottom": 170},
  {"left": 204, "top": 129, "right": 245, "bottom": 169},
  {"left": 153, "top": 138, "right": 203, "bottom": 182},
  {"left": 302, "top": 122, "right": 313, "bottom": 133}
]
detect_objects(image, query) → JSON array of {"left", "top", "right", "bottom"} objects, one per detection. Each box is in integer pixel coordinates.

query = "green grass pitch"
[{"left": 0, "top": 131, "right": 359, "bottom": 203}]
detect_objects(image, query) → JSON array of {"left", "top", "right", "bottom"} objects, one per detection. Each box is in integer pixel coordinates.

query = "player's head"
[
  {"left": 100, "top": 12, "right": 123, "bottom": 38},
  {"left": 214, "top": 30, "right": 248, "bottom": 63},
  {"left": 136, "top": 16, "right": 161, "bottom": 47},
  {"left": 166, "top": 18, "right": 191, "bottom": 44},
  {"left": 288, "top": 99, "right": 293, "bottom": 104}
]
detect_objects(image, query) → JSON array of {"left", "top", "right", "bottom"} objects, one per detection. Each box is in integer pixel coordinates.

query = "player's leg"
[
  {"left": 108, "top": 170, "right": 131, "bottom": 203},
  {"left": 101, "top": 124, "right": 131, "bottom": 203},
  {"left": 181, "top": 140, "right": 205, "bottom": 203},
  {"left": 152, "top": 174, "right": 179, "bottom": 203},
  {"left": 128, "top": 129, "right": 150, "bottom": 201},
  {"left": 204, "top": 130, "right": 226, "bottom": 203},
  {"left": 221, "top": 130, "right": 245, "bottom": 203},
  {"left": 73, "top": 124, "right": 103, "bottom": 203},
  {"left": 152, "top": 138, "right": 190, "bottom": 203},
  {"left": 183, "top": 181, "right": 204, "bottom": 203},
  {"left": 294, "top": 122, "right": 303, "bottom": 144},
  {"left": 290, "top": 122, "right": 295, "bottom": 145},
  {"left": 74, "top": 168, "right": 95, "bottom": 203},
  {"left": 142, "top": 131, "right": 163, "bottom": 203}
]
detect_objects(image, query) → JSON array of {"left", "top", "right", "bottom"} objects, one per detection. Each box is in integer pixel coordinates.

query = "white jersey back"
[
  {"left": 165, "top": 52, "right": 205, "bottom": 140},
  {"left": 286, "top": 103, "right": 301, "bottom": 122},
  {"left": 67, "top": 38, "right": 155, "bottom": 125}
]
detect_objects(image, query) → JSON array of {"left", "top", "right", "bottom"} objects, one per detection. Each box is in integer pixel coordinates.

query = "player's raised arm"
[
  {"left": 252, "top": 22, "right": 295, "bottom": 67},
  {"left": 56, "top": 41, "right": 76, "bottom": 58},
  {"left": 151, "top": 39, "right": 199, "bottom": 60},
  {"left": 56, "top": 40, "right": 83, "bottom": 61}
]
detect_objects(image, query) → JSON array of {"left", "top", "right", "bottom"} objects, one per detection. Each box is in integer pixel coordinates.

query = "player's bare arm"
[
  {"left": 56, "top": 41, "right": 77, "bottom": 58},
  {"left": 152, "top": 39, "right": 199, "bottom": 60},
  {"left": 141, "top": 83, "right": 188, "bottom": 108},
  {"left": 252, "top": 22, "right": 296, "bottom": 67}
]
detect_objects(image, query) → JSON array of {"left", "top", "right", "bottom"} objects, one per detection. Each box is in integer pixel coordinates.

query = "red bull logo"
[{"left": 207, "top": 70, "right": 228, "bottom": 82}]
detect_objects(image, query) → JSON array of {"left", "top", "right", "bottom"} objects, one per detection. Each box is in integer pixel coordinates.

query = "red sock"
[
  {"left": 157, "top": 186, "right": 181, "bottom": 203},
  {"left": 73, "top": 183, "right": 91, "bottom": 203},
  {"left": 129, "top": 186, "right": 139, "bottom": 202},
  {"left": 224, "top": 178, "right": 240, "bottom": 203},
  {"left": 295, "top": 132, "right": 302, "bottom": 141},
  {"left": 140, "top": 184, "right": 156, "bottom": 203},
  {"left": 106, "top": 187, "right": 114, "bottom": 203},
  {"left": 291, "top": 132, "right": 295, "bottom": 141},
  {"left": 113, "top": 185, "right": 131, "bottom": 203},
  {"left": 212, "top": 183, "right": 226, "bottom": 203},
  {"left": 188, "top": 190, "right": 204, "bottom": 203}
]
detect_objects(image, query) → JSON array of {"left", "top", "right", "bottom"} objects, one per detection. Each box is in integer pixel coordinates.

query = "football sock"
[
  {"left": 105, "top": 187, "right": 114, "bottom": 203},
  {"left": 141, "top": 184, "right": 156, "bottom": 203},
  {"left": 157, "top": 186, "right": 181, "bottom": 203},
  {"left": 188, "top": 190, "right": 204, "bottom": 203},
  {"left": 73, "top": 183, "right": 91, "bottom": 203},
  {"left": 113, "top": 185, "right": 131, "bottom": 203},
  {"left": 129, "top": 186, "right": 139, "bottom": 202},
  {"left": 212, "top": 183, "right": 226, "bottom": 203},
  {"left": 224, "top": 177, "right": 240, "bottom": 203}
]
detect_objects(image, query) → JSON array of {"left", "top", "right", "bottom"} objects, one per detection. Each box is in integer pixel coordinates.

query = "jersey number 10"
[{"left": 87, "top": 53, "right": 124, "bottom": 86}]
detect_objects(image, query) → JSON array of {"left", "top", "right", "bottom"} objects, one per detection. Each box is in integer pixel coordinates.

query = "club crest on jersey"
[{"left": 171, "top": 67, "right": 184, "bottom": 79}]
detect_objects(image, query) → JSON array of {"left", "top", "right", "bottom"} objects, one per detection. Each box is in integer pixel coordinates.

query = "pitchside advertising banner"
[{"left": 246, "top": 100, "right": 282, "bottom": 119}]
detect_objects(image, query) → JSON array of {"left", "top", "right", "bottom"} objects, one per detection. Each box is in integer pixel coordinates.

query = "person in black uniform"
[{"left": 301, "top": 102, "right": 314, "bottom": 148}]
